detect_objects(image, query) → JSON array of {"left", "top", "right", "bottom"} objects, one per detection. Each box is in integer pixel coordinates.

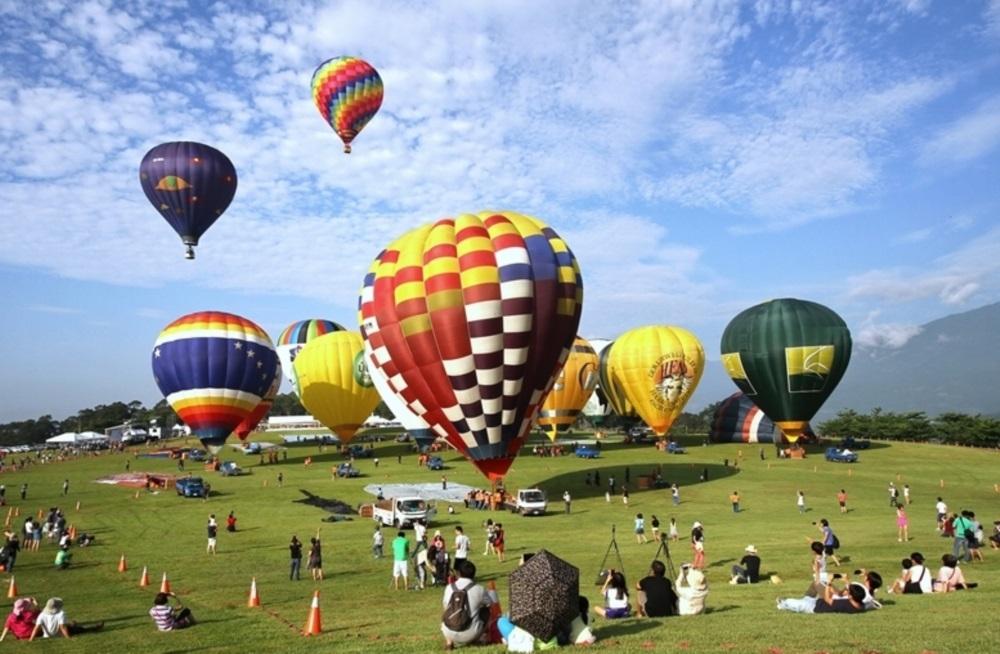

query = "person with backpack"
[
  {"left": 818, "top": 519, "right": 841, "bottom": 567},
  {"left": 952, "top": 511, "right": 975, "bottom": 563},
  {"left": 441, "top": 560, "right": 493, "bottom": 649}
]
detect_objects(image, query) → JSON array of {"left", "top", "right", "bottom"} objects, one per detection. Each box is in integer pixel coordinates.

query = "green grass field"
[{"left": 1, "top": 434, "right": 997, "bottom": 653}]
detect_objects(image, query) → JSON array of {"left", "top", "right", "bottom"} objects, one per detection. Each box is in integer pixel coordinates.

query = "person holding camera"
[
  {"left": 594, "top": 570, "right": 630, "bottom": 619},
  {"left": 676, "top": 564, "right": 708, "bottom": 615}
]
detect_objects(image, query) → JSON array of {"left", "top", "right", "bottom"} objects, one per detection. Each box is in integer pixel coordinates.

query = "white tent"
[
  {"left": 77, "top": 431, "right": 108, "bottom": 441},
  {"left": 47, "top": 432, "right": 81, "bottom": 444}
]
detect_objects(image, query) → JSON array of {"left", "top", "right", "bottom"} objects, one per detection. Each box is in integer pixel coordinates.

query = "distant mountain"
[{"left": 687, "top": 302, "right": 1000, "bottom": 420}]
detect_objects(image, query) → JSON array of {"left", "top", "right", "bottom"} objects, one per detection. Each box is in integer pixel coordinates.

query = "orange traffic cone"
[
  {"left": 303, "top": 590, "right": 322, "bottom": 635},
  {"left": 247, "top": 577, "right": 261, "bottom": 607},
  {"left": 68, "top": 525, "right": 77, "bottom": 540},
  {"left": 139, "top": 566, "right": 150, "bottom": 587},
  {"left": 6, "top": 576, "right": 16, "bottom": 599},
  {"left": 118, "top": 554, "right": 128, "bottom": 573},
  {"left": 160, "top": 573, "right": 171, "bottom": 594}
]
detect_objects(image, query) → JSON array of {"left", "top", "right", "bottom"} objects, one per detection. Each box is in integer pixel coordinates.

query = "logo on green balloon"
[{"left": 353, "top": 350, "right": 373, "bottom": 388}]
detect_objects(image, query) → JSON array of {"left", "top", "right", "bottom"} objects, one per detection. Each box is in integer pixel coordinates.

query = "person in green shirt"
[
  {"left": 392, "top": 532, "right": 409, "bottom": 590},
  {"left": 54, "top": 545, "right": 72, "bottom": 570},
  {"left": 952, "top": 511, "right": 974, "bottom": 563}
]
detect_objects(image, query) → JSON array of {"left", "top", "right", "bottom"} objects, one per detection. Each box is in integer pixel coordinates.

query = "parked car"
[
  {"left": 426, "top": 456, "right": 444, "bottom": 470},
  {"left": 666, "top": 441, "right": 686, "bottom": 454},
  {"left": 575, "top": 445, "right": 600, "bottom": 459},
  {"left": 219, "top": 461, "right": 245, "bottom": 476},
  {"left": 186, "top": 449, "right": 207, "bottom": 462},
  {"left": 346, "top": 445, "right": 374, "bottom": 459},
  {"left": 336, "top": 463, "right": 361, "bottom": 478},
  {"left": 825, "top": 447, "right": 858, "bottom": 463},
  {"left": 175, "top": 476, "right": 207, "bottom": 498}
]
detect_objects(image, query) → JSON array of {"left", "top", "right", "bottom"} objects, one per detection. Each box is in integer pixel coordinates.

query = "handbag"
[{"left": 903, "top": 567, "right": 926, "bottom": 594}]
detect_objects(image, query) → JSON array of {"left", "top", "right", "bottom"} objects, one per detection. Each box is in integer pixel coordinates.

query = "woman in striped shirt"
[{"left": 149, "top": 593, "right": 194, "bottom": 631}]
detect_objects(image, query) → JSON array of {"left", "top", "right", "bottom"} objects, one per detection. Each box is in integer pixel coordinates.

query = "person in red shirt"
[
  {"left": 0, "top": 598, "right": 39, "bottom": 641},
  {"left": 837, "top": 490, "right": 848, "bottom": 514}
]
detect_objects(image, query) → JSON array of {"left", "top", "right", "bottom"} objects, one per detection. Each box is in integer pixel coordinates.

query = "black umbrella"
[{"left": 509, "top": 549, "right": 580, "bottom": 642}]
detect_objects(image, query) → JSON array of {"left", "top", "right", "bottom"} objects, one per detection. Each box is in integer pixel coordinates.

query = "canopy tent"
[
  {"left": 77, "top": 431, "right": 108, "bottom": 441},
  {"left": 47, "top": 432, "right": 82, "bottom": 444}
]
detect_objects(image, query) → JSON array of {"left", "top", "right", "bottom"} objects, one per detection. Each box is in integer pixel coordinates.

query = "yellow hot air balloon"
[
  {"left": 294, "top": 331, "right": 380, "bottom": 444},
  {"left": 610, "top": 325, "right": 705, "bottom": 436},
  {"left": 538, "top": 336, "right": 600, "bottom": 441}
]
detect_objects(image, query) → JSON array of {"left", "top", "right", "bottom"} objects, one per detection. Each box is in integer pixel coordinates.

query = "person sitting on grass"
[
  {"left": 440, "top": 560, "right": 494, "bottom": 649},
  {"left": 0, "top": 598, "right": 39, "bottom": 641},
  {"left": 676, "top": 564, "right": 708, "bottom": 616},
  {"left": 731, "top": 545, "right": 762, "bottom": 584},
  {"left": 636, "top": 560, "right": 677, "bottom": 617},
  {"left": 594, "top": 570, "right": 630, "bottom": 619},
  {"left": 777, "top": 572, "right": 869, "bottom": 614},
  {"left": 54, "top": 544, "right": 72, "bottom": 570},
  {"left": 934, "top": 554, "right": 977, "bottom": 592},
  {"left": 30, "top": 598, "right": 104, "bottom": 639},
  {"left": 149, "top": 592, "right": 194, "bottom": 631},
  {"left": 889, "top": 552, "right": 932, "bottom": 594}
]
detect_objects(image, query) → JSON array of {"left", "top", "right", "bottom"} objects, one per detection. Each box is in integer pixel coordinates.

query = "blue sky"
[{"left": 1, "top": 0, "right": 999, "bottom": 422}]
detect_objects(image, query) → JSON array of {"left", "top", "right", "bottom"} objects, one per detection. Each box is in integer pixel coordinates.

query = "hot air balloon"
[
  {"left": 311, "top": 56, "right": 383, "bottom": 154},
  {"left": 609, "top": 325, "right": 705, "bottom": 437},
  {"left": 152, "top": 311, "right": 278, "bottom": 452},
  {"left": 366, "top": 344, "right": 436, "bottom": 450},
  {"left": 359, "top": 211, "right": 583, "bottom": 482},
  {"left": 294, "top": 331, "right": 380, "bottom": 444},
  {"left": 597, "top": 339, "right": 636, "bottom": 418},
  {"left": 582, "top": 338, "right": 612, "bottom": 422},
  {"left": 720, "top": 298, "right": 852, "bottom": 443},
  {"left": 538, "top": 336, "right": 599, "bottom": 440},
  {"left": 708, "top": 392, "right": 815, "bottom": 444},
  {"left": 233, "top": 361, "right": 283, "bottom": 442},
  {"left": 276, "top": 319, "right": 347, "bottom": 397},
  {"left": 139, "top": 141, "right": 237, "bottom": 259}
]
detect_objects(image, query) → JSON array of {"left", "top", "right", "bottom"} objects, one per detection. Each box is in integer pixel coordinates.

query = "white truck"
[
  {"left": 513, "top": 488, "right": 548, "bottom": 516},
  {"left": 371, "top": 496, "right": 436, "bottom": 528}
]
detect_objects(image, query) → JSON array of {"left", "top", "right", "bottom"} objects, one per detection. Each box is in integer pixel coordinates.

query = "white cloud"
[
  {"left": 897, "top": 227, "right": 933, "bottom": 243},
  {"left": 921, "top": 95, "right": 1000, "bottom": 165},
  {"left": 856, "top": 313, "right": 922, "bottom": 348},
  {"left": 27, "top": 304, "right": 81, "bottom": 314},
  {"left": 986, "top": 0, "right": 1000, "bottom": 37}
]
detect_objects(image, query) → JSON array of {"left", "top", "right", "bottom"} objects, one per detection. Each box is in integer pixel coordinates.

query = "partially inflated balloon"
[
  {"left": 359, "top": 211, "right": 583, "bottom": 481},
  {"left": 721, "top": 298, "right": 851, "bottom": 443},
  {"left": 276, "top": 319, "right": 347, "bottom": 397},
  {"left": 139, "top": 142, "right": 237, "bottom": 259},
  {"left": 233, "top": 362, "right": 282, "bottom": 442},
  {"left": 294, "top": 331, "right": 380, "bottom": 444},
  {"left": 311, "top": 56, "right": 383, "bottom": 154},
  {"left": 538, "top": 336, "right": 599, "bottom": 440},
  {"left": 366, "top": 343, "right": 435, "bottom": 449},
  {"left": 610, "top": 326, "right": 704, "bottom": 436},
  {"left": 597, "top": 340, "right": 635, "bottom": 418},
  {"left": 152, "top": 311, "right": 278, "bottom": 452},
  {"left": 582, "top": 338, "right": 612, "bottom": 421}
]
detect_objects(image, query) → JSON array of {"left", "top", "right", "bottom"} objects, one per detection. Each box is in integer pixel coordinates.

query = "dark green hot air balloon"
[{"left": 720, "top": 299, "right": 851, "bottom": 443}]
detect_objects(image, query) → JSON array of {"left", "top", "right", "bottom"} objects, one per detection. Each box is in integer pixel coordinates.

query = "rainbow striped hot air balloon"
[
  {"left": 311, "top": 56, "right": 383, "bottom": 154},
  {"left": 276, "top": 319, "right": 347, "bottom": 397},
  {"left": 152, "top": 311, "right": 279, "bottom": 452},
  {"left": 359, "top": 211, "right": 583, "bottom": 482}
]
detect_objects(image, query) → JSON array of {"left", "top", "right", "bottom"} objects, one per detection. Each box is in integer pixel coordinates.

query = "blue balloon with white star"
[{"left": 152, "top": 311, "right": 278, "bottom": 452}]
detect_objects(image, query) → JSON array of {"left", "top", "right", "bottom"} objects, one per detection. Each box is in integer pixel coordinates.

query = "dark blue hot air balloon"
[{"left": 139, "top": 141, "right": 237, "bottom": 259}]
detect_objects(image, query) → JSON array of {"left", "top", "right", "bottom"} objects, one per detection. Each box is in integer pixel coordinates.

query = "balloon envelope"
[
  {"left": 152, "top": 311, "right": 278, "bottom": 452},
  {"left": 538, "top": 336, "right": 599, "bottom": 440},
  {"left": 294, "top": 331, "right": 380, "bottom": 444},
  {"left": 582, "top": 338, "right": 612, "bottom": 420},
  {"left": 139, "top": 141, "right": 237, "bottom": 259},
  {"left": 233, "top": 361, "right": 282, "bottom": 441},
  {"left": 720, "top": 298, "right": 852, "bottom": 442},
  {"left": 311, "top": 56, "right": 383, "bottom": 153},
  {"left": 366, "top": 344, "right": 436, "bottom": 449},
  {"left": 610, "top": 325, "right": 704, "bottom": 436},
  {"left": 359, "top": 211, "right": 583, "bottom": 481},
  {"left": 276, "top": 319, "right": 347, "bottom": 397},
  {"left": 597, "top": 339, "right": 636, "bottom": 418}
]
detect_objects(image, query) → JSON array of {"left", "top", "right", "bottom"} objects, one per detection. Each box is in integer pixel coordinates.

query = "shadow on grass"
[
  {"left": 593, "top": 619, "right": 660, "bottom": 638},
  {"left": 532, "top": 464, "right": 739, "bottom": 501},
  {"left": 705, "top": 604, "right": 739, "bottom": 614}
]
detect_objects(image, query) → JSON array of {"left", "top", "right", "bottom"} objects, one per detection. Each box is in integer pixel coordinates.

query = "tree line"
[{"left": 818, "top": 408, "right": 1000, "bottom": 448}]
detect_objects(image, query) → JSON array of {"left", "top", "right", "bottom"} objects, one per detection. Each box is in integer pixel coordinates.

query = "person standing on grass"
[
  {"left": 289, "top": 536, "right": 303, "bottom": 580},
  {"left": 308, "top": 537, "right": 323, "bottom": 581},
  {"left": 634, "top": 514, "right": 648, "bottom": 544},
  {"left": 935, "top": 497, "right": 948, "bottom": 531},
  {"left": 206, "top": 515, "right": 217, "bottom": 555},
  {"left": 372, "top": 526, "right": 384, "bottom": 559},
  {"left": 277, "top": 472, "right": 283, "bottom": 487},
  {"left": 903, "top": 484, "right": 911, "bottom": 505},
  {"left": 691, "top": 522, "right": 706, "bottom": 569},
  {"left": 62, "top": 479, "right": 69, "bottom": 496},
  {"left": 668, "top": 517, "right": 679, "bottom": 541},
  {"left": 650, "top": 515, "right": 661, "bottom": 542},
  {"left": 563, "top": 490, "right": 571, "bottom": 514},
  {"left": 837, "top": 489, "right": 848, "bottom": 514},
  {"left": 226, "top": 511, "right": 236, "bottom": 533},
  {"left": 622, "top": 486, "right": 629, "bottom": 506},
  {"left": 896, "top": 506, "right": 910, "bottom": 542},
  {"left": 730, "top": 490, "right": 741, "bottom": 513},
  {"left": 671, "top": 483, "right": 680, "bottom": 506},
  {"left": 951, "top": 511, "right": 974, "bottom": 563},
  {"left": 818, "top": 519, "right": 841, "bottom": 567},
  {"left": 392, "top": 531, "right": 409, "bottom": 590},
  {"left": 19, "top": 484, "right": 26, "bottom": 501},
  {"left": 888, "top": 482, "right": 899, "bottom": 508},
  {"left": 493, "top": 523, "right": 506, "bottom": 563},
  {"left": 797, "top": 490, "right": 806, "bottom": 513},
  {"left": 454, "top": 526, "right": 471, "bottom": 571}
]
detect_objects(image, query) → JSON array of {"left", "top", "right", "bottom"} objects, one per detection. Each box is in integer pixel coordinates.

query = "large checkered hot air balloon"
[
  {"left": 139, "top": 141, "right": 237, "bottom": 259},
  {"left": 152, "top": 311, "right": 279, "bottom": 452},
  {"left": 359, "top": 211, "right": 583, "bottom": 481},
  {"left": 311, "top": 56, "right": 383, "bottom": 154},
  {"left": 721, "top": 299, "right": 852, "bottom": 443}
]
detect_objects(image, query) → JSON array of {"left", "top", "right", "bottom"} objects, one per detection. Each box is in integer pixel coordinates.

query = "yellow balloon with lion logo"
[
  {"left": 294, "top": 331, "right": 380, "bottom": 444},
  {"left": 610, "top": 325, "right": 705, "bottom": 436},
  {"left": 538, "top": 336, "right": 599, "bottom": 441}
]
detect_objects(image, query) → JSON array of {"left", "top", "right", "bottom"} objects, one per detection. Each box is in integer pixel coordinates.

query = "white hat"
[
  {"left": 745, "top": 545, "right": 758, "bottom": 554},
  {"left": 692, "top": 521, "right": 703, "bottom": 529}
]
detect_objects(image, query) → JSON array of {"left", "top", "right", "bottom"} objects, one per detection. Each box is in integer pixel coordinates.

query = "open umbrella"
[{"left": 509, "top": 549, "right": 579, "bottom": 642}]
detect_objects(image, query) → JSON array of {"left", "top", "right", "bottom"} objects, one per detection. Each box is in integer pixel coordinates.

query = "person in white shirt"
[
  {"left": 675, "top": 565, "right": 708, "bottom": 615},
  {"left": 454, "top": 526, "right": 471, "bottom": 570},
  {"left": 935, "top": 498, "right": 948, "bottom": 530},
  {"left": 441, "top": 560, "right": 493, "bottom": 648},
  {"left": 29, "top": 598, "right": 104, "bottom": 640}
]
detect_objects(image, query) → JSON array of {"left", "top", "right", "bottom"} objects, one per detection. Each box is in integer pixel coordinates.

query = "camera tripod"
[
  {"left": 595, "top": 525, "right": 626, "bottom": 585},
  {"left": 650, "top": 533, "right": 677, "bottom": 580}
]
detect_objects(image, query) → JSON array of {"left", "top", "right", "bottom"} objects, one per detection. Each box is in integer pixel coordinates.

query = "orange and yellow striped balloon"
[{"left": 538, "top": 336, "right": 599, "bottom": 440}]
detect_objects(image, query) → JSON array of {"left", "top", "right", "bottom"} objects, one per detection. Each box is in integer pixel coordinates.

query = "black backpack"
[{"left": 442, "top": 582, "right": 473, "bottom": 631}]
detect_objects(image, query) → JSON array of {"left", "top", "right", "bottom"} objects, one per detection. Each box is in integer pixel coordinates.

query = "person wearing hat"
[
  {"left": 690, "top": 522, "right": 706, "bottom": 570},
  {"left": 0, "top": 597, "right": 39, "bottom": 641},
  {"left": 731, "top": 545, "right": 762, "bottom": 584},
  {"left": 30, "top": 598, "right": 104, "bottom": 639},
  {"left": 676, "top": 565, "right": 708, "bottom": 615}
]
